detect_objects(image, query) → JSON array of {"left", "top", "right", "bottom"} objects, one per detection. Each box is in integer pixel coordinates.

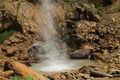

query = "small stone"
[
  {"left": 109, "top": 59, "right": 113, "bottom": 63},
  {"left": 9, "top": 36, "right": 21, "bottom": 43},
  {"left": 3, "top": 40, "right": 11, "bottom": 45},
  {"left": 18, "top": 53, "right": 28, "bottom": 60},
  {"left": 93, "top": 68, "right": 99, "bottom": 71},
  {"left": 6, "top": 47, "right": 14, "bottom": 55},
  {"left": 111, "top": 18, "right": 115, "bottom": 21},
  {"left": 90, "top": 53, "right": 106, "bottom": 60},
  {"left": 93, "top": 14, "right": 101, "bottom": 22},
  {"left": 79, "top": 66, "right": 90, "bottom": 74},
  {"left": 96, "top": 60, "right": 103, "bottom": 64},
  {"left": 81, "top": 74, "right": 90, "bottom": 79},
  {"left": 103, "top": 49, "right": 109, "bottom": 55}
]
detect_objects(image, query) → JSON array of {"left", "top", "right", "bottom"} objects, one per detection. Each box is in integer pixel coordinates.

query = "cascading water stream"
[
  {"left": 31, "top": 0, "right": 75, "bottom": 72},
  {"left": 40, "top": 0, "right": 68, "bottom": 59},
  {"left": 31, "top": 0, "right": 96, "bottom": 72}
]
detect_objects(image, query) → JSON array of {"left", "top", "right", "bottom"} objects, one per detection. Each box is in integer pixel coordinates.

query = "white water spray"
[
  {"left": 31, "top": 0, "right": 75, "bottom": 72},
  {"left": 40, "top": 0, "right": 66, "bottom": 59},
  {"left": 31, "top": 0, "right": 96, "bottom": 72}
]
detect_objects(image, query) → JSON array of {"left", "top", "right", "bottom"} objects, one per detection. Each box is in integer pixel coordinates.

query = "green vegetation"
[
  {"left": 96, "top": 7, "right": 104, "bottom": 15},
  {"left": 0, "top": 29, "right": 16, "bottom": 44},
  {"left": 12, "top": 73, "right": 35, "bottom": 80},
  {"left": 26, "top": 75, "right": 34, "bottom": 80},
  {"left": 12, "top": 73, "right": 22, "bottom": 80}
]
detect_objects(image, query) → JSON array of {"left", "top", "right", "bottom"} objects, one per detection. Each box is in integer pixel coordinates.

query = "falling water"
[
  {"left": 31, "top": 0, "right": 74, "bottom": 72},
  {"left": 31, "top": 0, "right": 97, "bottom": 72},
  {"left": 40, "top": 0, "right": 67, "bottom": 59}
]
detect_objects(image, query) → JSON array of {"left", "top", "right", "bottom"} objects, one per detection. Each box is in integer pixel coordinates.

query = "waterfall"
[
  {"left": 40, "top": 0, "right": 67, "bottom": 59},
  {"left": 31, "top": 0, "right": 98, "bottom": 72},
  {"left": 31, "top": 0, "right": 75, "bottom": 72}
]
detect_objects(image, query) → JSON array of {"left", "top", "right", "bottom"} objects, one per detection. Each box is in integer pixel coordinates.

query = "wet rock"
[
  {"left": 90, "top": 53, "right": 106, "bottom": 60},
  {"left": 81, "top": 74, "right": 90, "bottom": 79},
  {"left": 69, "top": 44, "right": 94, "bottom": 59},
  {"left": 109, "top": 69, "right": 120, "bottom": 76},
  {"left": 69, "top": 49, "right": 90, "bottom": 59},
  {"left": 79, "top": 66, "right": 90, "bottom": 74},
  {"left": 90, "top": 70, "right": 113, "bottom": 78},
  {"left": 112, "top": 70, "right": 120, "bottom": 77},
  {"left": 27, "top": 42, "right": 47, "bottom": 60}
]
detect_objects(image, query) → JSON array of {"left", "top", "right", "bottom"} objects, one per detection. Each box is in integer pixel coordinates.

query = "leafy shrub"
[{"left": 0, "top": 29, "right": 16, "bottom": 44}]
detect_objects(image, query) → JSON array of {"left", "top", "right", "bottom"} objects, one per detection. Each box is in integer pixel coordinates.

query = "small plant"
[
  {"left": 26, "top": 75, "right": 34, "bottom": 80},
  {"left": 0, "top": 29, "right": 16, "bottom": 44},
  {"left": 12, "top": 73, "right": 23, "bottom": 80},
  {"left": 12, "top": 73, "right": 35, "bottom": 80},
  {"left": 96, "top": 7, "right": 104, "bottom": 15}
]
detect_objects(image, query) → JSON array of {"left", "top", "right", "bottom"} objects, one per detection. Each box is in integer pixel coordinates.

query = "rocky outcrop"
[
  {"left": 0, "top": 0, "right": 102, "bottom": 59},
  {"left": 0, "top": 0, "right": 119, "bottom": 62}
]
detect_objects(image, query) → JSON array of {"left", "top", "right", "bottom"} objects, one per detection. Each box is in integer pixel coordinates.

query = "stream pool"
[{"left": 31, "top": 59, "right": 97, "bottom": 72}]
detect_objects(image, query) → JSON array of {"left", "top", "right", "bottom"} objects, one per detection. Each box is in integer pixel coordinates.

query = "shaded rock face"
[
  {"left": 0, "top": 1, "right": 101, "bottom": 58},
  {"left": 63, "top": 14, "right": 120, "bottom": 54},
  {"left": 102, "top": 0, "right": 114, "bottom": 6}
]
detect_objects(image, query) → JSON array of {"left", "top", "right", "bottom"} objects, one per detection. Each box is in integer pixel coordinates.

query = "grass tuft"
[{"left": 0, "top": 29, "right": 16, "bottom": 44}]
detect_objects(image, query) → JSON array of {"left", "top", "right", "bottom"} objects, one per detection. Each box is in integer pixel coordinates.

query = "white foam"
[
  {"left": 32, "top": 59, "right": 95, "bottom": 72},
  {"left": 32, "top": 59, "right": 74, "bottom": 72}
]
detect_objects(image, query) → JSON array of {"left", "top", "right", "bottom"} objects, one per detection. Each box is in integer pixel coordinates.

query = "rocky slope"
[{"left": 0, "top": 0, "right": 120, "bottom": 80}]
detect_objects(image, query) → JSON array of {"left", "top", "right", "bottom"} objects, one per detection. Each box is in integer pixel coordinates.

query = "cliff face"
[
  {"left": 0, "top": 0, "right": 120, "bottom": 61},
  {"left": 0, "top": 0, "right": 78, "bottom": 59}
]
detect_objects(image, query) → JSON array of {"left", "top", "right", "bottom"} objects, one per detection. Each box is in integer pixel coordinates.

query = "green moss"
[
  {"left": 12, "top": 73, "right": 23, "bottom": 80},
  {"left": 0, "top": 29, "right": 16, "bottom": 44},
  {"left": 26, "top": 75, "right": 34, "bottom": 80},
  {"left": 12, "top": 73, "right": 35, "bottom": 80}
]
